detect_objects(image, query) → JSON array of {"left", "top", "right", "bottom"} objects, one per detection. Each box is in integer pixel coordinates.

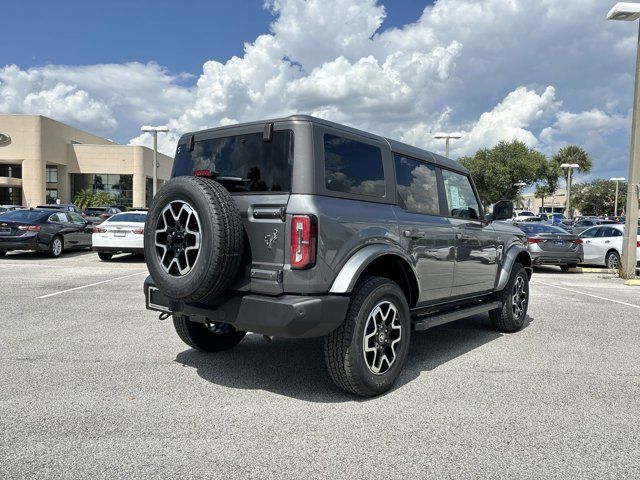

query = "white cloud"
[{"left": 1, "top": 0, "right": 637, "bottom": 178}]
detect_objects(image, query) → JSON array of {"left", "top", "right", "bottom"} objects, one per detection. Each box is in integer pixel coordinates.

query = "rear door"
[
  {"left": 173, "top": 124, "right": 294, "bottom": 294},
  {"left": 68, "top": 212, "right": 92, "bottom": 246},
  {"left": 393, "top": 153, "right": 455, "bottom": 302},
  {"left": 581, "top": 227, "right": 604, "bottom": 263},
  {"left": 441, "top": 169, "right": 498, "bottom": 296}
]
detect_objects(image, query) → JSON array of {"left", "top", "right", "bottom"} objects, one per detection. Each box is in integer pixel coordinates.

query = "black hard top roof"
[{"left": 180, "top": 114, "right": 468, "bottom": 174}]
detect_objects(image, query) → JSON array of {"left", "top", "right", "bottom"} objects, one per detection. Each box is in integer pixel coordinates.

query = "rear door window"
[
  {"left": 394, "top": 154, "right": 440, "bottom": 215},
  {"left": 324, "top": 134, "right": 385, "bottom": 197},
  {"left": 173, "top": 130, "right": 293, "bottom": 193},
  {"left": 441, "top": 170, "right": 481, "bottom": 219}
]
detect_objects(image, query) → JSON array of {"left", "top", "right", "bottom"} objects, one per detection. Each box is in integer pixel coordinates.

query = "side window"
[
  {"left": 581, "top": 227, "right": 599, "bottom": 238},
  {"left": 49, "top": 213, "right": 67, "bottom": 223},
  {"left": 393, "top": 154, "right": 440, "bottom": 215},
  {"left": 598, "top": 227, "right": 618, "bottom": 238},
  {"left": 324, "top": 134, "right": 385, "bottom": 197},
  {"left": 441, "top": 169, "right": 481, "bottom": 219},
  {"left": 68, "top": 212, "right": 85, "bottom": 225},
  {"left": 611, "top": 228, "right": 623, "bottom": 237}
]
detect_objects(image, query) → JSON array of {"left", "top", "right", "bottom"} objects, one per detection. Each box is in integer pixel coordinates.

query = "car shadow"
[
  {"left": 101, "top": 253, "right": 145, "bottom": 263},
  {"left": 174, "top": 314, "right": 533, "bottom": 403},
  {"left": 1, "top": 249, "right": 92, "bottom": 260}
]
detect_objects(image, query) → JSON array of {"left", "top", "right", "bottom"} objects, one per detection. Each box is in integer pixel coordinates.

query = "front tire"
[
  {"left": 98, "top": 252, "right": 113, "bottom": 261},
  {"left": 173, "top": 315, "right": 246, "bottom": 352},
  {"left": 324, "top": 276, "right": 411, "bottom": 397},
  {"left": 46, "top": 236, "right": 63, "bottom": 258},
  {"left": 490, "top": 263, "right": 529, "bottom": 333},
  {"left": 560, "top": 264, "right": 577, "bottom": 272}
]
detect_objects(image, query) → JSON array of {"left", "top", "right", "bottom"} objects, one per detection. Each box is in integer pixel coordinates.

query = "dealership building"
[{"left": 0, "top": 115, "right": 173, "bottom": 208}]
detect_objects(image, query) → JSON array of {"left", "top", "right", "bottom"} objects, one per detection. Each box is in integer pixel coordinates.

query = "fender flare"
[
  {"left": 329, "top": 244, "right": 420, "bottom": 294},
  {"left": 495, "top": 244, "right": 532, "bottom": 291}
]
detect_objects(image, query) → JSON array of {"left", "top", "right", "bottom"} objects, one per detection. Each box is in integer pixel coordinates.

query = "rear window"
[
  {"left": 0, "top": 210, "right": 48, "bottom": 221},
  {"left": 107, "top": 213, "right": 146, "bottom": 223},
  {"left": 85, "top": 208, "right": 108, "bottom": 213},
  {"left": 172, "top": 130, "right": 293, "bottom": 193},
  {"left": 518, "top": 223, "right": 567, "bottom": 234},
  {"left": 324, "top": 134, "right": 385, "bottom": 197}
]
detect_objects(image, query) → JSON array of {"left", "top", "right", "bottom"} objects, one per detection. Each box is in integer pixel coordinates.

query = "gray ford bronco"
[{"left": 143, "top": 115, "right": 531, "bottom": 397}]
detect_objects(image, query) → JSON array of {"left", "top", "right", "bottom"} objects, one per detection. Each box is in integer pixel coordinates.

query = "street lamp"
[
  {"left": 514, "top": 181, "right": 526, "bottom": 209},
  {"left": 609, "top": 177, "right": 626, "bottom": 216},
  {"left": 560, "top": 163, "right": 579, "bottom": 218},
  {"left": 434, "top": 132, "right": 462, "bottom": 158},
  {"left": 140, "top": 125, "right": 169, "bottom": 198},
  {"left": 607, "top": 2, "right": 640, "bottom": 278}
]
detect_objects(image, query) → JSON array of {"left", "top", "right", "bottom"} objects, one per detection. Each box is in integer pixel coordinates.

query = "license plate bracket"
[
  {"left": 146, "top": 285, "right": 172, "bottom": 313},
  {"left": 114, "top": 231, "right": 126, "bottom": 237}
]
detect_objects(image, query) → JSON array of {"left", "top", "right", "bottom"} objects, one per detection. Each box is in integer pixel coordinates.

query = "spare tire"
[{"left": 144, "top": 176, "right": 243, "bottom": 302}]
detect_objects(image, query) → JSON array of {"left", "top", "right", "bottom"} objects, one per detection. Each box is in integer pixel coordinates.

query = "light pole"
[
  {"left": 609, "top": 177, "right": 626, "bottom": 216},
  {"left": 560, "top": 163, "right": 579, "bottom": 218},
  {"left": 434, "top": 132, "right": 462, "bottom": 158},
  {"left": 607, "top": 2, "right": 640, "bottom": 278},
  {"left": 140, "top": 125, "right": 169, "bottom": 198},
  {"left": 514, "top": 181, "right": 526, "bottom": 210}
]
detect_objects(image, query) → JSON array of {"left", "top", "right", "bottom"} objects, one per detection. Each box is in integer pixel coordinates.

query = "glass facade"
[
  {"left": 71, "top": 173, "right": 134, "bottom": 207},
  {"left": 0, "top": 187, "right": 22, "bottom": 205},
  {"left": 145, "top": 177, "right": 153, "bottom": 208},
  {"left": 0, "top": 164, "right": 22, "bottom": 179},
  {"left": 46, "top": 189, "right": 58, "bottom": 203}
]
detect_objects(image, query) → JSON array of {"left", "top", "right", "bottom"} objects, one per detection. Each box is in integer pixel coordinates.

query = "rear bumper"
[
  {"left": 0, "top": 235, "right": 47, "bottom": 252},
  {"left": 530, "top": 251, "right": 583, "bottom": 265},
  {"left": 94, "top": 246, "right": 143, "bottom": 254},
  {"left": 143, "top": 276, "right": 350, "bottom": 338}
]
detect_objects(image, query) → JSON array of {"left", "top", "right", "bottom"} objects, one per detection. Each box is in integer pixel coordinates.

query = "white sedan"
[
  {"left": 579, "top": 224, "right": 640, "bottom": 269},
  {"left": 92, "top": 211, "right": 147, "bottom": 261}
]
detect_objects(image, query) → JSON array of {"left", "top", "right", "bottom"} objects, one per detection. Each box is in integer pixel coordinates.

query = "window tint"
[
  {"left": 172, "top": 131, "right": 293, "bottom": 193},
  {"left": 0, "top": 210, "right": 47, "bottom": 221},
  {"left": 518, "top": 223, "right": 568, "bottom": 234},
  {"left": 597, "top": 227, "right": 619, "bottom": 238},
  {"left": 107, "top": 213, "right": 147, "bottom": 223},
  {"left": 441, "top": 170, "right": 481, "bottom": 219},
  {"left": 49, "top": 213, "right": 67, "bottom": 223},
  {"left": 394, "top": 155, "right": 439, "bottom": 215},
  {"left": 324, "top": 134, "right": 385, "bottom": 197},
  {"left": 580, "top": 227, "right": 599, "bottom": 238},
  {"left": 68, "top": 212, "right": 85, "bottom": 225}
]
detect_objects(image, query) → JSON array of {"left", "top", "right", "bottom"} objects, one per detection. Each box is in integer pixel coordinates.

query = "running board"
[{"left": 412, "top": 301, "right": 502, "bottom": 331}]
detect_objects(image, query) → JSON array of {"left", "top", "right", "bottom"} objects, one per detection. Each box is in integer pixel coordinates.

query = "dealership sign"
[{"left": 0, "top": 133, "right": 10, "bottom": 146}]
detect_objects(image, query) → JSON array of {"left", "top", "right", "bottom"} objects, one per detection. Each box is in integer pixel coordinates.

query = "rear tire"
[
  {"left": 46, "top": 236, "right": 63, "bottom": 258},
  {"left": 324, "top": 276, "right": 411, "bottom": 397},
  {"left": 560, "top": 264, "right": 576, "bottom": 272},
  {"left": 606, "top": 250, "right": 621, "bottom": 270},
  {"left": 98, "top": 252, "right": 113, "bottom": 261},
  {"left": 490, "top": 263, "right": 529, "bottom": 333},
  {"left": 173, "top": 315, "right": 246, "bottom": 352}
]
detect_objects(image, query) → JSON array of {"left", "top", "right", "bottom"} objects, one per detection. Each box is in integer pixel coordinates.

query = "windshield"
[
  {"left": 517, "top": 211, "right": 534, "bottom": 216},
  {"left": 0, "top": 210, "right": 48, "bottom": 221},
  {"left": 518, "top": 223, "right": 568, "bottom": 235},
  {"left": 107, "top": 213, "right": 146, "bottom": 223},
  {"left": 172, "top": 130, "right": 293, "bottom": 193}
]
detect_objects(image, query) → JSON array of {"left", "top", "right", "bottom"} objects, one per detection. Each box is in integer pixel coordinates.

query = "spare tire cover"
[{"left": 144, "top": 176, "right": 243, "bottom": 302}]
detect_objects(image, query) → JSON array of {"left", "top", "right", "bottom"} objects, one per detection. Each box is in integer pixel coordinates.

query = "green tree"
[
  {"left": 534, "top": 159, "right": 562, "bottom": 210},
  {"left": 571, "top": 179, "right": 627, "bottom": 216},
  {"left": 552, "top": 145, "right": 592, "bottom": 174},
  {"left": 459, "top": 140, "right": 548, "bottom": 205},
  {"left": 73, "top": 189, "right": 115, "bottom": 210}
]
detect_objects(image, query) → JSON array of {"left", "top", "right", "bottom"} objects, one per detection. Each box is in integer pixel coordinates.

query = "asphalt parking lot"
[{"left": 1, "top": 252, "right": 639, "bottom": 479}]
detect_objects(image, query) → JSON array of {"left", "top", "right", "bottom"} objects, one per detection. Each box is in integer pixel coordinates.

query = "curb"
[
  {"left": 624, "top": 279, "right": 640, "bottom": 286},
  {"left": 563, "top": 267, "right": 618, "bottom": 274}
]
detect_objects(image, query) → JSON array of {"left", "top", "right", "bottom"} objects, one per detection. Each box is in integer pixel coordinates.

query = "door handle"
[
  {"left": 403, "top": 229, "right": 422, "bottom": 239},
  {"left": 605, "top": 240, "right": 610, "bottom": 244},
  {"left": 454, "top": 233, "right": 463, "bottom": 240}
]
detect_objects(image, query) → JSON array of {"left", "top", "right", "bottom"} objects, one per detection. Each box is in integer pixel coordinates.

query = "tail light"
[
  {"left": 572, "top": 238, "right": 583, "bottom": 244},
  {"left": 132, "top": 228, "right": 144, "bottom": 235},
  {"left": 637, "top": 241, "right": 640, "bottom": 247},
  {"left": 290, "top": 215, "right": 317, "bottom": 269},
  {"left": 17, "top": 225, "right": 41, "bottom": 232},
  {"left": 93, "top": 226, "right": 107, "bottom": 233},
  {"left": 527, "top": 237, "right": 544, "bottom": 244}
]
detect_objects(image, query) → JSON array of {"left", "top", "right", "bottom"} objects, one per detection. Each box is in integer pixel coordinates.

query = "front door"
[{"left": 441, "top": 169, "right": 498, "bottom": 297}]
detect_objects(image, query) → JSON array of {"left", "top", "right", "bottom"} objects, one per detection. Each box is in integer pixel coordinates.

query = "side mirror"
[{"left": 492, "top": 200, "right": 514, "bottom": 221}]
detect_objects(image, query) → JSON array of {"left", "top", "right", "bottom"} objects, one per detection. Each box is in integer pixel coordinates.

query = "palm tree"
[{"left": 552, "top": 145, "right": 592, "bottom": 174}]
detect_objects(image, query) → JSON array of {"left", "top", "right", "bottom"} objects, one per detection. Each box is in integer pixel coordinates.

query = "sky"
[{"left": 0, "top": 0, "right": 637, "bottom": 182}]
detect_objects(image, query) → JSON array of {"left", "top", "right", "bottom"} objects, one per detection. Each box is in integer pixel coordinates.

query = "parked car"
[
  {"left": 513, "top": 210, "right": 536, "bottom": 221},
  {"left": 516, "top": 222, "right": 583, "bottom": 271},
  {"left": 92, "top": 211, "right": 147, "bottom": 260},
  {"left": 82, "top": 206, "right": 121, "bottom": 219},
  {"left": 580, "top": 224, "right": 640, "bottom": 269},
  {"left": 0, "top": 209, "right": 93, "bottom": 258},
  {"left": 0, "top": 205, "right": 23, "bottom": 214},
  {"left": 572, "top": 218, "right": 619, "bottom": 235},
  {"left": 142, "top": 115, "right": 533, "bottom": 397},
  {"left": 35, "top": 203, "right": 81, "bottom": 213}
]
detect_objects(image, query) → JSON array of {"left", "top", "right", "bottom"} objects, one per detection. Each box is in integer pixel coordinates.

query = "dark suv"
[{"left": 144, "top": 115, "right": 532, "bottom": 396}]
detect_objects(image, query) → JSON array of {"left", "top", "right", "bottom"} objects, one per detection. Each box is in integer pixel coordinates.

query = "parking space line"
[
  {"left": 532, "top": 280, "right": 640, "bottom": 309},
  {"left": 36, "top": 271, "right": 147, "bottom": 299}
]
